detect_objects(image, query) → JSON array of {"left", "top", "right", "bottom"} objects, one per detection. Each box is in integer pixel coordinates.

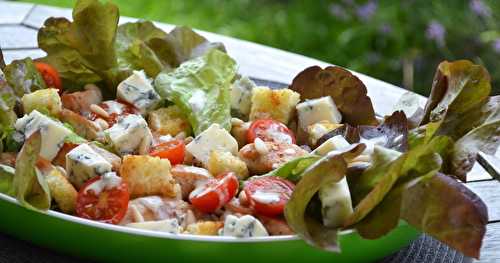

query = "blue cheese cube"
[
  {"left": 65, "top": 144, "right": 113, "bottom": 188},
  {"left": 220, "top": 215, "right": 268, "bottom": 237},
  {"left": 186, "top": 123, "right": 238, "bottom": 166},
  {"left": 230, "top": 77, "right": 256, "bottom": 118},
  {"left": 296, "top": 96, "right": 342, "bottom": 131},
  {"left": 104, "top": 114, "right": 153, "bottom": 156},
  {"left": 311, "top": 135, "right": 351, "bottom": 156},
  {"left": 126, "top": 218, "right": 182, "bottom": 234},
  {"left": 14, "top": 110, "right": 73, "bottom": 161},
  {"left": 116, "top": 71, "right": 161, "bottom": 114}
]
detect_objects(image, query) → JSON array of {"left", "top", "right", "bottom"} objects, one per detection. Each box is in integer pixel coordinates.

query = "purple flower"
[
  {"left": 329, "top": 3, "right": 349, "bottom": 21},
  {"left": 356, "top": 1, "right": 377, "bottom": 22},
  {"left": 469, "top": 0, "right": 491, "bottom": 18},
  {"left": 492, "top": 39, "right": 500, "bottom": 54},
  {"left": 379, "top": 23, "right": 392, "bottom": 35},
  {"left": 426, "top": 20, "right": 446, "bottom": 47}
]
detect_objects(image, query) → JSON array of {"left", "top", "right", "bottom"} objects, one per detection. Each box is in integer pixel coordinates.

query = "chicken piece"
[
  {"left": 59, "top": 109, "right": 101, "bottom": 141},
  {"left": 230, "top": 118, "right": 250, "bottom": 148},
  {"left": 120, "top": 196, "right": 196, "bottom": 228},
  {"left": 0, "top": 152, "right": 16, "bottom": 167},
  {"left": 257, "top": 216, "right": 294, "bottom": 236},
  {"left": 239, "top": 142, "right": 308, "bottom": 174},
  {"left": 61, "top": 84, "right": 102, "bottom": 117},
  {"left": 170, "top": 165, "right": 212, "bottom": 199},
  {"left": 120, "top": 155, "right": 181, "bottom": 199},
  {"left": 185, "top": 221, "right": 224, "bottom": 236}
]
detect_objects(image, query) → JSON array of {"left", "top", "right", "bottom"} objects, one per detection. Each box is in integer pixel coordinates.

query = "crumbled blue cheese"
[
  {"left": 318, "top": 178, "right": 353, "bottom": 228},
  {"left": 84, "top": 172, "right": 122, "bottom": 195},
  {"left": 116, "top": 71, "right": 161, "bottom": 114},
  {"left": 126, "top": 218, "right": 182, "bottom": 234},
  {"left": 65, "top": 143, "right": 112, "bottom": 188},
  {"left": 312, "top": 135, "right": 351, "bottom": 156},
  {"left": 14, "top": 110, "right": 73, "bottom": 161},
  {"left": 296, "top": 96, "right": 342, "bottom": 131},
  {"left": 312, "top": 135, "right": 354, "bottom": 228},
  {"left": 104, "top": 114, "right": 153, "bottom": 156},
  {"left": 230, "top": 77, "right": 256, "bottom": 117},
  {"left": 186, "top": 123, "right": 238, "bottom": 166},
  {"left": 220, "top": 215, "right": 268, "bottom": 238}
]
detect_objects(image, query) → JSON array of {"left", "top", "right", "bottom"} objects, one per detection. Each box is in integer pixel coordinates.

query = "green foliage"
[{"left": 24, "top": 0, "right": 500, "bottom": 95}]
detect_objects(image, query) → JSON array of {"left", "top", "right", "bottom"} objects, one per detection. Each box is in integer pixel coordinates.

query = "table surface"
[{"left": 1, "top": 1, "right": 499, "bottom": 262}]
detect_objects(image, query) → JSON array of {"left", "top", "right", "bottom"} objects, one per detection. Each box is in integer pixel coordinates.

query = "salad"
[{"left": 0, "top": 0, "right": 498, "bottom": 260}]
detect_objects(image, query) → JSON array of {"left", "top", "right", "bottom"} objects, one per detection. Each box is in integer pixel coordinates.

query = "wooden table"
[{"left": 1, "top": 1, "right": 499, "bottom": 262}]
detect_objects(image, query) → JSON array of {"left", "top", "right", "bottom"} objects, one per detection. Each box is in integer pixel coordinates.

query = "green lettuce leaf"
[
  {"left": 284, "top": 144, "right": 365, "bottom": 252},
  {"left": 416, "top": 60, "right": 499, "bottom": 181},
  {"left": 0, "top": 164, "right": 15, "bottom": 196},
  {"left": 262, "top": 155, "right": 320, "bottom": 182},
  {"left": 154, "top": 49, "right": 236, "bottom": 134},
  {"left": 289, "top": 66, "right": 378, "bottom": 126},
  {"left": 12, "top": 132, "right": 51, "bottom": 211},
  {"left": 345, "top": 136, "right": 451, "bottom": 226},
  {"left": 3, "top": 57, "right": 46, "bottom": 97}
]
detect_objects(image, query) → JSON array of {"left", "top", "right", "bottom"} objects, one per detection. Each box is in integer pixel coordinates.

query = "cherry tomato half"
[
  {"left": 189, "top": 172, "right": 239, "bottom": 213},
  {"left": 244, "top": 176, "right": 295, "bottom": 217},
  {"left": 89, "top": 100, "right": 138, "bottom": 126},
  {"left": 247, "top": 119, "right": 296, "bottom": 144},
  {"left": 34, "top": 62, "right": 62, "bottom": 91},
  {"left": 76, "top": 176, "right": 130, "bottom": 224},
  {"left": 149, "top": 139, "right": 185, "bottom": 165}
]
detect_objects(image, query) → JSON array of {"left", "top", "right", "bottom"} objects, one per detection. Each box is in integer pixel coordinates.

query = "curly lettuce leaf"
[
  {"left": 154, "top": 49, "right": 236, "bottom": 134},
  {"left": 0, "top": 164, "right": 15, "bottom": 196},
  {"left": 12, "top": 132, "right": 51, "bottom": 211},
  {"left": 358, "top": 111, "right": 409, "bottom": 152},
  {"left": 345, "top": 136, "right": 451, "bottom": 227},
  {"left": 289, "top": 66, "right": 377, "bottom": 126},
  {"left": 416, "top": 60, "right": 499, "bottom": 181},
  {"left": 263, "top": 155, "right": 320, "bottom": 182},
  {"left": 3, "top": 57, "right": 46, "bottom": 97},
  {"left": 284, "top": 144, "right": 365, "bottom": 252}
]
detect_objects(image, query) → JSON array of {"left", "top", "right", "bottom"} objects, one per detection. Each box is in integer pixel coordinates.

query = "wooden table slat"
[
  {"left": 0, "top": 1, "right": 34, "bottom": 25},
  {"left": 466, "top": 180, "right": 500, "bottom": 222},
  {"left": 2, "top": 48, "right": 46, "bottom": 63},
  {"left": 474, "top": 222, "right": 500, "bottom": 263},
  {"left": 0, "top": 24, "right": 38, "bottom": 49}
]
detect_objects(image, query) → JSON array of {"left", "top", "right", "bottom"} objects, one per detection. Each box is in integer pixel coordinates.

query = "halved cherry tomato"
[
  {"left": 149, "top": 139, "right": 185, "bottom": 165},
  {"left": 89, "top": 100, "right": 138, "bottom": 126},
  {"left": 244, "top": 176, "right": 295, "bottom": 217},
  {"left": 247, "top": 119, "right": 296, "bottom": 144},
  {"left": 76, "top": 176, "right": 130, "bottom": 224},
  {"left": 189, "top": 172, "right": 239, "bottom": 213},
  {"left": 34, "top": 62, "right": 62, "bottom": 91}
]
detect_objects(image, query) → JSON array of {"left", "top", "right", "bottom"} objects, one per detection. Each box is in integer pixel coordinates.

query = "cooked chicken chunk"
[{"left": 238, "top": 142, "right": 308, "bottom": 174}]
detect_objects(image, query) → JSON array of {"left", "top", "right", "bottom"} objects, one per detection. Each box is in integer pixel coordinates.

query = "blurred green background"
[{"left": 22, "top": 0, "right": 500, "bottom": 95}]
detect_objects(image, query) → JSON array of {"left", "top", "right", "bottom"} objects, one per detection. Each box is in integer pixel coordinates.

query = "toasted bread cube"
[
  {"left": 186, "top": 221, "right": 224, "bottom": 235},
  {"left": 45, "top": 167, "right": 77, "bottom": 213},
  {"left": 207, "top": 150, "right": 249, "bottom": 179},
  {"left": 22, "top": 88, "right": 62, "bottom": 116},
  {"left": 249, "top": 86, "right": 300, "bottom": 124},
  {"left": 148, "top": 106, "right": 191, "bottom": 136},
  {"left": 120, "top": 155, "right": 181, "bottom": 198}
]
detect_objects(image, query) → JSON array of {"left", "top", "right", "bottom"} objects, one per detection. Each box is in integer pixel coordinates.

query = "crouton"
[
  {"left": 148, "top": 106, "right": 191, "bottom": 136},
  {"left": 207, "top": 150, "right": 249, "bottom": 179},
  {"left": 186, "top": 221, "right": 224, "bottom": 235},
  {"left": 249, "top": 87, "right": 300, "bottom": 124},
  {"left": 22, "top": 88, "right": 62, "bottom": 116},
  {"left": 120, "top": 155, "right": 181, "bottom": 198},
  {"left": 44, "top": 167, "right": 77, "bottom": 214}
]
